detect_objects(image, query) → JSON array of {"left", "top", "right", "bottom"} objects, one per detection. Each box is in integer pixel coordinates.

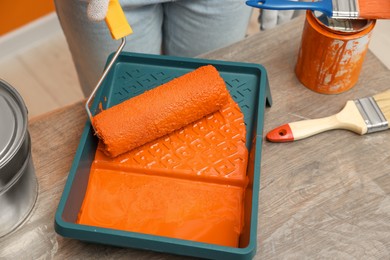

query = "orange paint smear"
[
  {"left": 92, "top": 65, "right": 229, "bottom": 157},
  {"left": 358, "top": 0, "right": 390, "bottom": 19},
  {"left": 78, "top": 92, "right": 248, "bottom": 247},
  {"left": 98, "top": 102, "right": 103, "bottom": 112}
]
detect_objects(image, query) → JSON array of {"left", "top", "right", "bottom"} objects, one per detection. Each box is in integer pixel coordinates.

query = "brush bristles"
[
  {"left": 374, "top": 90, "right": 390, "bottom": 128},
  {"left": 358, "top": 0, "right": 390, "bottom": 19}
]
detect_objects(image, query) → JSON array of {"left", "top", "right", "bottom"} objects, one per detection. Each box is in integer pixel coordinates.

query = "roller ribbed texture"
[{"left": 93, "top": 65, "right": 230, "bottom": 157}]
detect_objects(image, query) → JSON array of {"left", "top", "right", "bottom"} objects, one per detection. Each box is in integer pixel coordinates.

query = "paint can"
[
  {"left": 0, "top": 79, "right": 38, "bottom": 237},
  {"left": 295, "top": 11, "right": 376, "bottom": 94}
]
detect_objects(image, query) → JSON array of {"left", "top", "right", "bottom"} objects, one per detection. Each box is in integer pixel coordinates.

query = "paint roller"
[
  {"left": 85, "top": 2, "right": 230, "bottom": 157},
  {"left": 92, "top": 65, "right": 230, "bottom": 157}
]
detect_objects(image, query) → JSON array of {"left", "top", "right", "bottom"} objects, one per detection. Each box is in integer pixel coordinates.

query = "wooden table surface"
[{"left": 1, "top": 16, "right": 390, "bottom": 259}]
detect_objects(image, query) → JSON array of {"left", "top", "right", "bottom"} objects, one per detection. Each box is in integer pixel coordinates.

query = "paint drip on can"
[{"left": 295, "top": 11, "right": 376, "bottom": 94}]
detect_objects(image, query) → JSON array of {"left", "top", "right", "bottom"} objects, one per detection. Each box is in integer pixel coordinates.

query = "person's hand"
[
  {"left": 258, "top": 0, "right": 300, "bottom": 30},
  {"left": 87, "top": 0, "right": 109, "bottom": 22}
]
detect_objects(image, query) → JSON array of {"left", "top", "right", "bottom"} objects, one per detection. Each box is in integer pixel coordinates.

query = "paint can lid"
[
  {"left": 313, "top": 11, "right": 374, "bottom": 33},
  {"left": 0, "top": 79, "right": 29, "bottom": 189}
]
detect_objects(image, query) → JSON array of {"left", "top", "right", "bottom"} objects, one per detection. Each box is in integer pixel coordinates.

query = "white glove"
[
  {"left": 259, "top": 0, "right": 300, "bottom": 30},
  {"left": 87, "top": 0, "right": 110, "bottom": 22}
]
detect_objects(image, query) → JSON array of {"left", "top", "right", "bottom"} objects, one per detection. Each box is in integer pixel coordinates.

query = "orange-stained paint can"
[{"left": 295, "top": 11, "right": 376, "bottom": 94}]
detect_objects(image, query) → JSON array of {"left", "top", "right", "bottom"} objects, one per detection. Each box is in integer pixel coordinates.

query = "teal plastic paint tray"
[{"left": 54, "top": 52, "right": 272, "bottom": 260}]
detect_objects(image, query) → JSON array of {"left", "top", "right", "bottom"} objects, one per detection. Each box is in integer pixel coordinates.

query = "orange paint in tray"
[{"left": 78, "top": 65, "right": 249, "bottom": 247}]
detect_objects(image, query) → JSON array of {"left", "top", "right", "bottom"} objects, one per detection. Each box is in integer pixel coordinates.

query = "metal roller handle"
[
  {"left": 85, "top": 0, "right": 132, "bottom": 123},
  {"left": 85, "top": 37, "right": 126, "bottom": 122}
]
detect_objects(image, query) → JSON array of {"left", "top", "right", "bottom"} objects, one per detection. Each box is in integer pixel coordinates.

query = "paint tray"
[{"left": 55, "top": 52, "right": 272, "bottom": 260}]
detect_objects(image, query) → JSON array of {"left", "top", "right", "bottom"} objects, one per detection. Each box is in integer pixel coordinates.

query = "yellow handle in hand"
[{"left": 105, "top": 0, "right": 133, "bottom": 40}]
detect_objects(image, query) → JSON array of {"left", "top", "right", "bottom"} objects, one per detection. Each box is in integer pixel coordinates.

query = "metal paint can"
[
  {"left": 295, "top": 11, "right": 376, "bottom": 94},
  {"left": 0, "top": 79, "right": 38, "bottom": 237}
]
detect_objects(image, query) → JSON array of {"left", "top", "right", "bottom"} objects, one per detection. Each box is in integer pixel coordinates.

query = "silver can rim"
[
  {"left": 312, "top": 10, "right": 374, "bottom": 33},
  {"left": 0, "top": 79, "right": 29, "bottom": 187}
]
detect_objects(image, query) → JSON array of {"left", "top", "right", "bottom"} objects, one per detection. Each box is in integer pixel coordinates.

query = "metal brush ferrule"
[
  {"left": 332, "top": 0, "right": 359, "bottom": 18},
  {"left": 354, "top": 97, "right": 389, "bottom": 133}
]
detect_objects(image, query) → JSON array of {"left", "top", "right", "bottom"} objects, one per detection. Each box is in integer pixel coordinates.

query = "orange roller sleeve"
[{"left": 92, "top": 65, "right": 230, "bottom": 157}]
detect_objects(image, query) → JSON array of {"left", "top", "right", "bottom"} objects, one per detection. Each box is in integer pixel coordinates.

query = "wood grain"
[
  {"left": 1, "top": 16, "right": 390, "bottom": 259},
  {"left": 201, "top": 16, "right": 390, "bottom": 259}
]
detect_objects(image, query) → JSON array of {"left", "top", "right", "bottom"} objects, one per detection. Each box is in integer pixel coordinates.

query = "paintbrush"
[
  {"left": 266, "top": 90, "right": 390, "bottom": 142},
  {"left": 246, "top": 0, "right": 390, "bottom": 19}
]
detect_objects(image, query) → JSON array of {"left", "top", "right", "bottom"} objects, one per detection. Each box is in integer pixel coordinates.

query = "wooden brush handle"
[
  {"left": 266, "top": 101, "right": 368, "bottom": 142},
  {"left": 245, "top": 0, "right": 333, "bottom": 17},
  {"left": 266, "top": 115, "right": 340, "bottom": 142}
]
